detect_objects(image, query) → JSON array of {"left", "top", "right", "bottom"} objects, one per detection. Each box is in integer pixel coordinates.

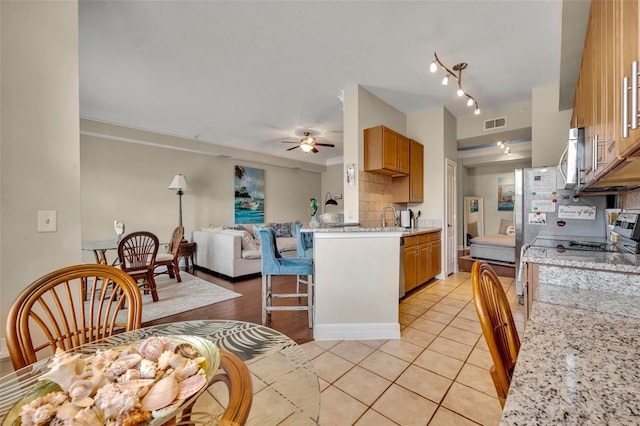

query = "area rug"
[{"left": 117, "top": 272, "right": 242, "bottom": 323}]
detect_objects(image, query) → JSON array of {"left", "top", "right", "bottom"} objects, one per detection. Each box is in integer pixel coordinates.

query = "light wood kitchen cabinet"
[
  {"left": 618, "top": 0, "right": 640, "bottom": 158},
  {"left": 429, "top": 236, "right": 442, "bottom": 278},
  {"left": 403, "top": 231, "right": 440, "bottom": 293},
  {"left": 364, "top": 125, "right": 410, "bottom": 176},
  {"left": 580, "top": 0, "right": 620, "bottom": 185},
  {"left": 577, "top": 0, "right": 640, "bottom": 189},
  {"left": 403, "top": 242, "right": 418, "bottom": 292},
  {"left": 392, "top": 139, "right": 424, "bottom": 203}
]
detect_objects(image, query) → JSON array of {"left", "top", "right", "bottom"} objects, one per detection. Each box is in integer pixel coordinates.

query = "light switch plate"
[{"left": 37, "top": 210, "right": 57, "bottom": 232}]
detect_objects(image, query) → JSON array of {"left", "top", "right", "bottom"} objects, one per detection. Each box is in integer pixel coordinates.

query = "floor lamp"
[{"left": 168, "top": 174, "right": 189, "bottom": 241}]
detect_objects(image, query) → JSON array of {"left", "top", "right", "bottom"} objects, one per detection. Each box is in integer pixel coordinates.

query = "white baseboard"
[{"left": 313, "top": 322, "right": 400, "bottom": 341}]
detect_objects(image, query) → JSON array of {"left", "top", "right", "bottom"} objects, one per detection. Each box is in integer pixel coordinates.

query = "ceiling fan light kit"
[
  {"left": 282, "top": 131, "right": 335, "bottom": 154},
  {"left": 430, "top": 52, "right": 480, "bottom": 115}
]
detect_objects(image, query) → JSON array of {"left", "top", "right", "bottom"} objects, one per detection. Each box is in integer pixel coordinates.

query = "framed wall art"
[
  {"left": 234, "top": 165, "right": 265, "bottom": 223},
  {"left": 498, "top": 177, "right": 515, "bottom": 211}
]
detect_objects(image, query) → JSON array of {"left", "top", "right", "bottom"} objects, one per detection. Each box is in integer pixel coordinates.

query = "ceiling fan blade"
[
  {"left": 311, "top": 147, "right": 319, "bottom": 153},
  {"left": 314, "top": 143, "right": 335, "bottom": 147},
  {"left": 286, "top": 145, "right": 300, "bottom": 151}
]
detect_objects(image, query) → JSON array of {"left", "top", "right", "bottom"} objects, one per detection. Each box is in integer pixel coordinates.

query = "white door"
[{"left": 445, "top": 159, "right": 457, "bottom": 275}]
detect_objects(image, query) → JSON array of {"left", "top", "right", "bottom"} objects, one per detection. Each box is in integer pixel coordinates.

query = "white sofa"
[{"left": 193, "top": 223, "right": 298, "bottom": 280}]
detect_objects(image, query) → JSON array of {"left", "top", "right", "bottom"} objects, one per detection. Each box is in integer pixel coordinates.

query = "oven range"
[{"left": 531, "top": 236, "right": 639, "bottom": 254}]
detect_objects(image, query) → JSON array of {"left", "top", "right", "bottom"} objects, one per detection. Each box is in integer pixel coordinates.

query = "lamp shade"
[{"left": 168, "top": 174, "right": 190, "bottom": 191}]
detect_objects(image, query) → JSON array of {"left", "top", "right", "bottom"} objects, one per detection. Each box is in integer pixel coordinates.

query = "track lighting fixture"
[
  {"left": 497, "top": 141, "right": 511, "bottom": 155},
  {"left": 430, "top": 52, "right": 480, "bottom": 115}
]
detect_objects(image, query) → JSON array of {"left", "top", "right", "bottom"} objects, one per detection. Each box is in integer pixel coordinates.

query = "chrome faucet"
[{"left": 382, "top": 205, "right": 398, "bottom": 227}]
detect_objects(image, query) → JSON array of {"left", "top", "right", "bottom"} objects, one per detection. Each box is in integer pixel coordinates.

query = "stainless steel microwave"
[{"left": 558, "top": 127, "right": 584, "bottom": 189}]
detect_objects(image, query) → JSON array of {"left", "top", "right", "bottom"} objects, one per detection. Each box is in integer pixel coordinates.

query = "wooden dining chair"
[
  {"left": 472, "top": 261, "right": 521, "bottom": 408},
  {"left": 154, "top": 225, "right": 184, "bottom": 282},
  {"left": 5, "top": 264, "right": 143, "bottom": 370},
  {"left": 211, "top": 348, "right": 253, "bottom": 426},
  {"left": 118, "top": 231, "right": 160, "bottom": 302}
]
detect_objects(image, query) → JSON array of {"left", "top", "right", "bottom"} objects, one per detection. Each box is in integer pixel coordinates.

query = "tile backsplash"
[
  {"left": 358, "top": 171, "right": 404, "bottom": 227},
  {"left": 621, "top": 189, "right": 640, "bottom": 210}
]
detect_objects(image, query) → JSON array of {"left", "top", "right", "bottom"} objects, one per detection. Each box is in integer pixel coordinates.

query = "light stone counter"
[
  {"left": 303, "top": 226, "right": 441, "bottom": 237},
  {"left": 522, "top": 246, "right": 640, "bottom": 274},
  {"left": 502, "top": 246, "right": 640, "bottom": 424},
  {"left": 501, "top": 299, "right": 640, "bottom": 425}
]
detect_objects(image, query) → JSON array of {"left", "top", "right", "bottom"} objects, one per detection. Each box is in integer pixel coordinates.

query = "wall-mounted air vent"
[{"left": 484, "top": 116, "right": 507, "bottom": 131}]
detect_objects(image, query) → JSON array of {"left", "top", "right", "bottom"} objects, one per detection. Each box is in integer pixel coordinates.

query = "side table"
[{"left": 177, "top": 241, "right": 196, "bottom": 272}]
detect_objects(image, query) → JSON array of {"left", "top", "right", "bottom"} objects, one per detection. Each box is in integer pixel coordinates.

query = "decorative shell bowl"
[{"left": 2, "top": 335, "right": 220, "bottom": 426}]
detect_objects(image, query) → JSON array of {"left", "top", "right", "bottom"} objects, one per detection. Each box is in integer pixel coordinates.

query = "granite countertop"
[
  {"left": 501, "top": 294, "right": 640, "bottom": 425},
  {"left": 501, "top": 265, "right": 640, "bottom": 425},
  {"left": 523, "top": 246, "right": 640, "bottom": 274},
  {"left": 303, "top": 226, "right": 441, "bottom": 236}
]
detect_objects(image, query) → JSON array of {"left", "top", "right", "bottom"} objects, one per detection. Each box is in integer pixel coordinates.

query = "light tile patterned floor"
[{"left": 300, "top": 271, "right": 524, "bottom": 426}]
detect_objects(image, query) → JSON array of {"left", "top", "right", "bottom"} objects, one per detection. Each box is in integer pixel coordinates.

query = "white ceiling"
[{"left": 79, "top": 1, "right": 588, "bottom": 167}]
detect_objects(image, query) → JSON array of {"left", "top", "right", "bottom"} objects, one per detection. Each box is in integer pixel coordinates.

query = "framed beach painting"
[
  {"left": 234, "top": 165, "right": 265, "bottom": 223},
  {"left": 498, "top": 177, "right": 515, "bottom": 211}
]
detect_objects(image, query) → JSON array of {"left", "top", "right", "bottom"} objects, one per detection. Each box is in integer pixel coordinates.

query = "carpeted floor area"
[{"left": 117, "top": 272, "right": 242, "bottom": 323}]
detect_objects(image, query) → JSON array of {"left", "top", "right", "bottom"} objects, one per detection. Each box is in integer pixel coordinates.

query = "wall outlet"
[{"left": 37, "top": 210, "right": 57, "bottom": 232}]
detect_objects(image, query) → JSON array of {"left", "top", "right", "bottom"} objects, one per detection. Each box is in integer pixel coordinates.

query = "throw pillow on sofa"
[
  {"left": 220, "top": 229, "right": 258, "bottom": 251},
  {"left": 252, "top": 224, "right": 269, "bottom": 242},
  {"left": 272, "top": 222, "right": 291, "bottom": 238}
]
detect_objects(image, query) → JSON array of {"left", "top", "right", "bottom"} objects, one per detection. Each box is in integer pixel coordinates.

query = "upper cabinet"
[
  {"left": 575, "top": 0, "right": 640, "bottom": 189},
  {"left": 364, "top": 125, "right": 410, "bottom": 176},
  {"left": 392, "top": 139, "right": 424, "bottom": 203}
]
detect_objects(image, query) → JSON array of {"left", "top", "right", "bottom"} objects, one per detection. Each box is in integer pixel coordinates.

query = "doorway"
[{"left": 445, "top": 159, "right": 456, "bottom": 275}]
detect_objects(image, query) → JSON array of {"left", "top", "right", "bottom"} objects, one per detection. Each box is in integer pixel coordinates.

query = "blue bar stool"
[{"left": 259, "top": 228, "right": 314, "bottom": 328}]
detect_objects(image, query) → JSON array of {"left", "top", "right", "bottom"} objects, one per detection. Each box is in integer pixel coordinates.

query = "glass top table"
[
  {"left": 81, "top": 239, "right": 122, "bottom": 265},
  {"left": 82, "top": 239, "right": 169, "bottom": 265},
  {"left": 0, "top": 320, "right": 320, "bottom": 425}
]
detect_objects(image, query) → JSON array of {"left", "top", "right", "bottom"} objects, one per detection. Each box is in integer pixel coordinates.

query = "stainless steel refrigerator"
[{"left": 514, "top": 166, "right": 608, "bottom": 301}]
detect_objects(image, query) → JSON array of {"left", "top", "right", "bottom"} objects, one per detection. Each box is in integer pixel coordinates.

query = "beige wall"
[
  {"left": 532, "top": 83, "right": 573, "bottom": 167},
  {"left": 407, "top": 107, "right": 446, "bottom": 223},
  {"left": 321, "top": 162, "right": 344, "bottom": 215},
  {"left": 457, "top": 101, "right": 532, "bottom": 141},
  {"left": 342, "top": 85, "right": 407, "bottom": 223},
  {"left": 1, "top": 1, "right": 81, "bottom": 342},
  {"left": 81, "top": 125, "right": 322, "bottom": 264}
]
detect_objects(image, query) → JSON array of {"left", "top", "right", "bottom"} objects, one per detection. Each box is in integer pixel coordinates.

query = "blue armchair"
[{"left": 258, "top": 228, "right": 314, "bottom": 327}]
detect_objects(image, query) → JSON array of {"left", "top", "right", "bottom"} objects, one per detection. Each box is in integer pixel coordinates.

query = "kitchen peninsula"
[
  {"left": 308, "top": 226, "right": 441, "bottom": 341},
  {"left": 502, "top": 247, "right": 640, "bottom": 424}
]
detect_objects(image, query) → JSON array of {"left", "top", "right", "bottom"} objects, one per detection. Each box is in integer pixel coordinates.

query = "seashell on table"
[{"left": 3, "top": 335, "right": 220, "bottom": 426}]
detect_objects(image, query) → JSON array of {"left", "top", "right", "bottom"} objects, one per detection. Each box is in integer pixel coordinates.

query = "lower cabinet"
[{"left": 403, "top": 231, "right": 441, "bottom": 293}]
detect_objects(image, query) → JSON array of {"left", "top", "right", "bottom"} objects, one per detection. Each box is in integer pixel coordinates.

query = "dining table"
[
  {"left": 82, "top": 239, "right": 169, "bottom": 266},
  {"left": 81, "top": 239, "right": 122, "bottom": 265},
  {"left": 0, "top": 320, "right": 321, "bottom": 425}
]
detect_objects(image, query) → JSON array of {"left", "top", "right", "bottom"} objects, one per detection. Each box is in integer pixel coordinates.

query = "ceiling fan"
[{"left": 282, "top": 132, "right": 335, "bottom": 153}]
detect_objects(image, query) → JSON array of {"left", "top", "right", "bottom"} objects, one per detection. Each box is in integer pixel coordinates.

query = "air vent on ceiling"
[{"left": 484, "top": 116, "right": 507, "bottom": 131}]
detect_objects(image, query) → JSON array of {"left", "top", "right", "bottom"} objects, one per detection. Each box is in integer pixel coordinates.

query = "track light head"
[{"left": 431, "top": 52, "right": 480, "bottom": 115}]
